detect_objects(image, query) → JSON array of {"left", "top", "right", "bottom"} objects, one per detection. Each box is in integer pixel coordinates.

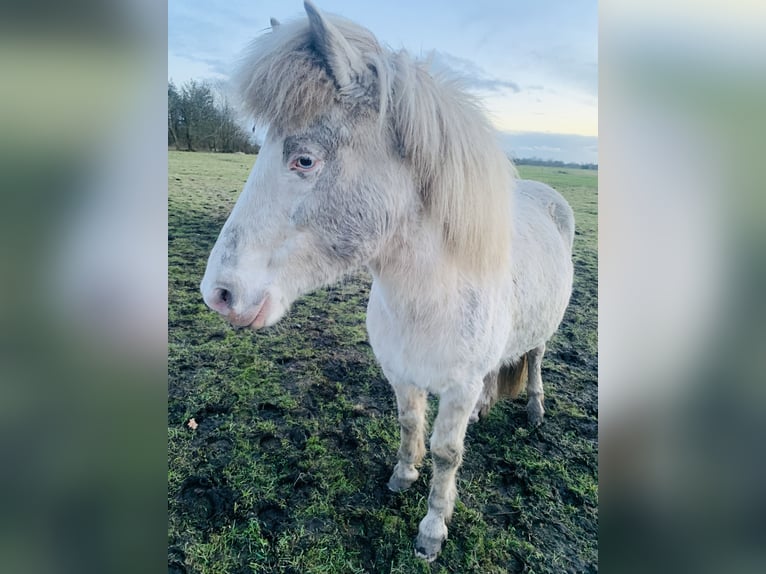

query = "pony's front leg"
[
  {"left": 387, "top": 382, "right": 427, "bottom": 492},
  {"left": 415, "top": 382, "right": 482, "bottom": 562}
]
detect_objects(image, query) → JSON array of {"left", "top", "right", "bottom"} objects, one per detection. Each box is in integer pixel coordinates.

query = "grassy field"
[{"left": 168, "top": 151, "right": 598, "bottom": 573}]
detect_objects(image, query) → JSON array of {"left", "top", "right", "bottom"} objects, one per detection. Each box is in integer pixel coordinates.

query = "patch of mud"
[
  {"left": 258, "top": 433, "right": 282, "bottom": 451},
  {"left": 256, "top": 503, "right": 288, "bottom": 539},
  {"left": 179, "top": 476, "right": 237, "bottom": 530},
  {"left": 202, "top": 436, "right": 234, "bottom": 467}
]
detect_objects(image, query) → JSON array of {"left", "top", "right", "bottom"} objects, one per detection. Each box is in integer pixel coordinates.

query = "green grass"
[{"left": 169, "top": 151, "right": 598, "bottom": 573}]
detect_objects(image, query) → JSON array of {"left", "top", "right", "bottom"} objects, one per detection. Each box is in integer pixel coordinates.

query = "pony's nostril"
[{"left": 206, "top": 286, "right": 234, "bottom": 315}]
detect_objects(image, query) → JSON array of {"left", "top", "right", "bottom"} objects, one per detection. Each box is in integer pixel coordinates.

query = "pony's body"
[
  {"left": 201, "top": 1, "right": 574, "bottom": 562},
  {"left": 367, "top": 179, "right": 573, "bottom": 397}
]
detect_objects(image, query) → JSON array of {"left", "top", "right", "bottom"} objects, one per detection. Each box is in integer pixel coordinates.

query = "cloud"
[
  {"left": 427, "top": 50, "right": 521, "bottom": 94},
  {"left": 498, "top": 131, "right": 598, "bottom": 165},
  {"left": 179, "top": 54, "right": 230, "bottom": 77}
]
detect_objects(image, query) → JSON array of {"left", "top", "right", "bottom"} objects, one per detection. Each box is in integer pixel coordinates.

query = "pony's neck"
[{"left": 367, "top": 215, "right": 464, "bottom": 306}]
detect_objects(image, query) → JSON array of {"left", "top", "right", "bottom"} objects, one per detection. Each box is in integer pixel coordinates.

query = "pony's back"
[{"left": 516, "top": 179, "right": 575, "bottom": 250}]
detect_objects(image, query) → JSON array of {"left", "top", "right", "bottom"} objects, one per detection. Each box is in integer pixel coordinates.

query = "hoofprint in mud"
[{"left": 201, "top": 1, "right": 574, "bottom": 562}]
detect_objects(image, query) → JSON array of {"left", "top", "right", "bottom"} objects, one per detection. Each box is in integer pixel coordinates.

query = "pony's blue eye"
[
  {"left": 291, "top": 154, "right": 319, "bottom": 172},
  {"left": 297, "top": 156, "right": 314, "bottom": 169}
]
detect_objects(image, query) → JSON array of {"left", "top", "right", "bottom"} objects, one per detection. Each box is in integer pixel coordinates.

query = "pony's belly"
[{"left": 501, "top": 262, "right": 573, "bottom": 359}]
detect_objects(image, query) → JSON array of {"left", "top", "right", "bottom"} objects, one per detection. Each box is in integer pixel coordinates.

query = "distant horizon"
[{"left": 167, "top": 141, "right": 598, "bottom": 169}]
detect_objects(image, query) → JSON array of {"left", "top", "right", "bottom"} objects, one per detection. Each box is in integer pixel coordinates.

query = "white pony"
[{"left": 201, "top": 1, "right": 574, "bottom": 561}]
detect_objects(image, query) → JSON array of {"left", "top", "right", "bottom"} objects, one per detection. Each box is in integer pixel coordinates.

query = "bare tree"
[{"left": 168, "top": 80, "right": 258, "bottom": 154}]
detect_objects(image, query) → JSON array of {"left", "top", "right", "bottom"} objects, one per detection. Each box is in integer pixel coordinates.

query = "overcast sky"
[{"left": 169, "top": 0, "right": 598, "bottom": 164}]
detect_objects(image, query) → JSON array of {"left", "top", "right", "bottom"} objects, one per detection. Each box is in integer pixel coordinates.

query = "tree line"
[
  {"left": 513, "top": 157, "right": 598, "bottom": 170},
  {"left": 168, "top": 80, "right": 259, "bottom": 154}
]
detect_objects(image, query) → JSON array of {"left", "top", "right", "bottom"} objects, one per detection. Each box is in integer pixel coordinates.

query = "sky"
[{"left": 168, "top": 0, "right": 598, "bottom": 164}]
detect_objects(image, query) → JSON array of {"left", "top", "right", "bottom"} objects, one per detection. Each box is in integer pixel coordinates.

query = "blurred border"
[
  {"left": 0, "top": 1, "right": 167, "bottom": 573},
  {"left": 600, "top": 1, "right": 766, "bottom": 572}
]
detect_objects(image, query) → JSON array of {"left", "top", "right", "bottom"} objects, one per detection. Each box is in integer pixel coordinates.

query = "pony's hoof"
[
  {"left": 387, "top": 463, "right": 418, "bottom": 492},
  {"left": 527, "top": 401, "right": 545, "bottom": 427},
  {"left": 387, "top": 474, "right": 416, "bottom": 492},
  {"left": 414, "top": 534, "right": 445, "bottom": 562},
  {"left": 527, "top": 411, "right": 544, "bottom": 428}
]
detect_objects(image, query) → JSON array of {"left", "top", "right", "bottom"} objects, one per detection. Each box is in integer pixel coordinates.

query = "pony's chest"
[{"left": 365, "top": 285, "right": 504, "bottom": 391}]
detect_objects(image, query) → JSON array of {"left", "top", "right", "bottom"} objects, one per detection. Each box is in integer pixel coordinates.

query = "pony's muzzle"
[{"left": 202, "top": 283, "right": 276, "bottom": 329}]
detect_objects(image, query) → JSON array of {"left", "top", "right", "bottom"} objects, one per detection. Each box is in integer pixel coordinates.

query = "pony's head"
[{"left": 201, "top": 1, "right": 511, "bottom": 329}]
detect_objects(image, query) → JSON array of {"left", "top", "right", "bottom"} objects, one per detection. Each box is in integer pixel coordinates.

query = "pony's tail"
[
  {"left": 497, "top": 354, "right": 528, "bottom": 400},
  {"left": 476, "top": 354, "right": 528, "bottom": 419}
]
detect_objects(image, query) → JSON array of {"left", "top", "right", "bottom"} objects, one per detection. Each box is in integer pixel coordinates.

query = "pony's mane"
[
  {"left": 389, "top": 52, "right": 514, "bottom": 276},
  {"left": 235, "top": 15, "right": 514, "bottom": 276}
]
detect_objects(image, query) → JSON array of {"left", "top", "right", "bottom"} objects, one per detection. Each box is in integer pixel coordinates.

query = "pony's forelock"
[{"left": 235, "top": 17, "right": 388, "bottom": 132}]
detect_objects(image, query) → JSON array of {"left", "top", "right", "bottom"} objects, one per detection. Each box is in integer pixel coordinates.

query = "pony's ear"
[
  {"left": 269, "top": 17, "right": 281, "bottom": 29},
  {"left": 304, "top": 0, "right": 366, "bottom": 91}
]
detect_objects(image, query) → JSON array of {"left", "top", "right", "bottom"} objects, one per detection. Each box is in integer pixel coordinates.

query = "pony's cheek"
[{"left": 289, "top": 203, "right": 311, "bottom": 228}]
